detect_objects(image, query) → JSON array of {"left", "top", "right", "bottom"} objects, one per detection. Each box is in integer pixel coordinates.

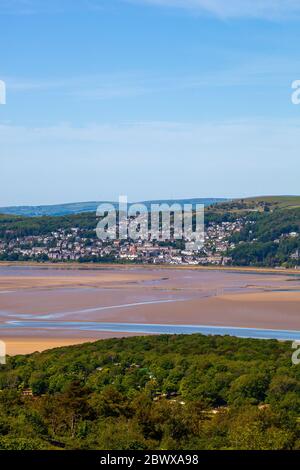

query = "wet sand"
[
  {"left": 0, "top": 265, "right": 300, "bottom": 354},
  {"left": 1, "top": 260, "right": 300, "bottom": 275}
]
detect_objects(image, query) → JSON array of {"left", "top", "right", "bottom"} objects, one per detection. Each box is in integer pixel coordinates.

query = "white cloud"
[
  {"left": 5, "top": 55, "right": 300, "bottom": 102},
  {"left": 1, "top": 0, "right": 300, "bottom": 20},
  {"left": 0, "top": 0, "right": 87, "bottom": 15},
  {"left": 5, "top": 74, "right": 151, "bottom": 100},
  {"left": 1, "top": 119, "right": 299, "bottom": 156},
  {"left": 0, "top": 0, "right": 57, "bottom": 14},
  {"left": 126, "top": 0, "right": 300, "bottom": 20},
  {"left": 0, "top": 118, "right": 299, "bottom": 205}
]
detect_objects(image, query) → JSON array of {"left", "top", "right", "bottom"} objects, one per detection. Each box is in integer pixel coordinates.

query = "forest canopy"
[{"left": 0, "top": 334, "right": 299, "bottom": 450}]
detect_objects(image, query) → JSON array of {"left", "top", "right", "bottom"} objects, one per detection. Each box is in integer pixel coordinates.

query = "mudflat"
[{"left": 0, "top": 264, "right": 300, "bottom": 354}]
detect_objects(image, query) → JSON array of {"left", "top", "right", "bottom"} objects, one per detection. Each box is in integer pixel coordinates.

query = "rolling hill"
[
  {"left": 0, "top": 198, "right": 227, "bottom": 217},
  {"left": 210, "top": 196, "right": 300, "bottom": 214}
]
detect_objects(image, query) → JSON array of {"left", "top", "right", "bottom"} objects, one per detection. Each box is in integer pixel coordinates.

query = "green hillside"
[
  {"left": 0, "top": 197, "right": 299, "bottom": 267},
  {"left": 0, "top": 334, "right": 299, "bottom": 450},
  {"left": 211, "top": 196, "right": 300, "bottom": 214},
  {"left": 228, "top": 207, "right": 300, "bottom": 267},
  {"left": 0, "top": 198, "right": 226, "bottom": 217},
  {"left": 244, "top": 196, "right": 300, "bottom": 210}
]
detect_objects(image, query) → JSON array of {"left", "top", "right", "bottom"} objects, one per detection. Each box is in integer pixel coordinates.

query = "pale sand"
[
  {"left": 0, "top": 272, "right": 163, "bottom": 291},
  {"left": 4, "top": 337, "right": 96, "bottom": 355},
  {"left": 221, "top": 291, "right": 300, "bottom": 302},
  {"left": 3, "top": 333, "right": 137, "bottom": 356}
]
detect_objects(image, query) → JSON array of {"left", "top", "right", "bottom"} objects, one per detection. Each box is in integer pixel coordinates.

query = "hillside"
[
  {"left": 0, "top": 198, "right": 226, "bottom": 217},
  {"left": 211, "top": 196, "right": 300, "bottom": 214},
  {"left": 0, "top": 334, "right": 299, "bottom": 450},
  {"left": 0, "top": 212, "right": 97, "bottom": 238},
  {"left": 0, "top": 197, "right": 299, "bottom": 267},
  {"left": 228, "top": 207, "right": 300, "bottom": 267},
  {"left": 204, "top": 197, "right": 300, "bottom": 267}
]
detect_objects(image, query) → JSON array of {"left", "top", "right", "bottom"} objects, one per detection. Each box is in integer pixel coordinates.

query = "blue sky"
[{"left": 1, "top": 0, "right": 300, "bottom": 205}]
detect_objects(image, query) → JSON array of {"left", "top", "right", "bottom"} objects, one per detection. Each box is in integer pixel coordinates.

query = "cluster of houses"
[{"left": 0, "top": 219, "right": 249, "bottom": 266}]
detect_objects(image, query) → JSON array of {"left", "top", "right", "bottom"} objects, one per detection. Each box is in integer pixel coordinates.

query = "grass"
[{"left": 208, "top": 195, "right": 300, "bottom": 214}]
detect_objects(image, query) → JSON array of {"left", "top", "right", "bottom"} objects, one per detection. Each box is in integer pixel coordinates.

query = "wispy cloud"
[
  {"left": 2, "top": 118, "right": 300, "bottom": 148},
  {"left": 0, "top": 0, "right": 93, "bottom": 15},
  {"left": 4, "top": 73, "right": 153, "bottom": 100},
  {"left": 2, "top": 0, "right": 300, "bottom": 20},
  {"left": 125, "top": 0, "right": 300, "bottom": 20},
  {"left": 4, "top": 55, "right": 300, "bottom": 101},
  {"left": 0, "top": 0, "right": 61, "bottom": 14},
  {"left": 1, "top": 118, "right": 300, "bottom": 204}
]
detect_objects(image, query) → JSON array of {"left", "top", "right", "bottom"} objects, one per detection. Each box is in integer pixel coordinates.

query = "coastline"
[
  {"left": 3, "top": 333, "right": 138, "bottom": 356},
  {"left": 1, "top": 263, "right": 300, "bottom": 355},
  {"left": 0, "top": 260, "right": 299, "bottom": 275},
  {"left": 4, "top": 323, "right": 300, "bottom": 356}
]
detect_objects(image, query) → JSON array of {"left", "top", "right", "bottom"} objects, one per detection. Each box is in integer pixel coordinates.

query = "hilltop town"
[
  {"left": 0, "top": 218, "right": 245, "bottom": 266},
  {"left": 0, "top": 197, "right": 299, "bottom": 268}
]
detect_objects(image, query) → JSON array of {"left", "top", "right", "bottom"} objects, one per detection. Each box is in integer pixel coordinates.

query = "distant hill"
[
  {"left": 209, "top": 195, "right": 300, "bottom": 214},
  {"left": 242, "top": 195, "right": 300, "bottom": 210},
  {"left": 0, "top": 198, "right": 227, "bottom": 217}
]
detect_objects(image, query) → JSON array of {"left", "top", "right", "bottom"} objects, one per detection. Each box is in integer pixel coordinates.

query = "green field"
[{"left": 211, "top": 196, "right": 300, "bottom": 214}]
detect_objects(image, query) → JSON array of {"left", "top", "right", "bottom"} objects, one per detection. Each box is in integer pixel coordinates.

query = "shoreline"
[
  {"left": 1, "top": 263, "right": 300, "bottom": 355},
  {"left": 0, "top": 260, "right": 299, "bottom": 275},
  {"left": 3, "top": 322, "right": 300, "bottom": 356},
  {"left": 2, "top": 333, "right": 138, "bottom": 356}
]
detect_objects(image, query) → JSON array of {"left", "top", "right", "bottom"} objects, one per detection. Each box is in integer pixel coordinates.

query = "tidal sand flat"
[{"left": 0, "top": 265, "right": 300, "bottom": 354}]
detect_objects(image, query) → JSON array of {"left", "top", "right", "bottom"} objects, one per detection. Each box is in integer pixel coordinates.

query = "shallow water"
[
  {"left": 3, "top": 321, "right": 300, "bottom": 341},
  {"left": 1, "top": 265, "right": 300, "bottom": 341}
]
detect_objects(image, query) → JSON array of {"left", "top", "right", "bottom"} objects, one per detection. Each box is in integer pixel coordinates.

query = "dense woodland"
[
  {"left": 229, "top": 208, "right": 300, "bottom": 267},
  {"left": 0, "top": 334, "right": 299, "bottom": 450},
  {"left": 0, "top": 211, "right": 235, "bottom": 239},
  {"left": 0, "top": 213, "right": 97, "bottom": 239}
]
